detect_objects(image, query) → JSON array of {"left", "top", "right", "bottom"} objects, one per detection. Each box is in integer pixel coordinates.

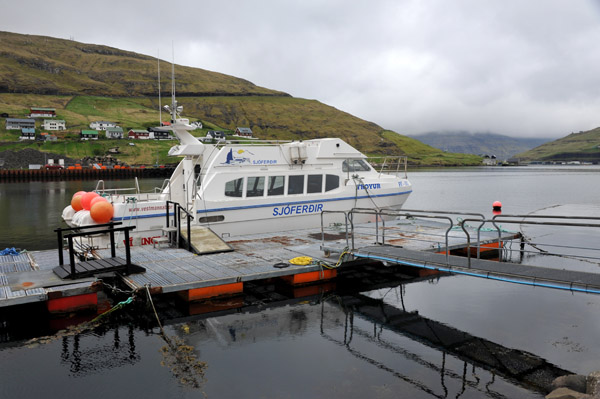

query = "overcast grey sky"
[{"left": 2, "top": 0, "right": 600, "bottom": 138}]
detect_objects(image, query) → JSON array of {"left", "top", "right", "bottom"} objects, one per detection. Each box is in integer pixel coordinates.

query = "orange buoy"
[
  {"left": 72, "top": 191, "right": 86, "bottom": 199},
  {"left": 71, "top": 195, "right": 84, "bottom": 212},
  {"left": 81, "top": 191, "right": 100, "bottom": 210},
  {"left": 90, "top": 196, "right": 108, "bottom": 208},
  {"left": 492, "top": 200, "right": 502, "bottom": 215},
  {"left": 90, "top": 201, "right": 114, "bottom": 223}
]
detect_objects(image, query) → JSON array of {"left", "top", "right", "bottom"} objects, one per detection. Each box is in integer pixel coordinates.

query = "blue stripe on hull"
[{"left": 112, "top": 190, "right": 412, "bottom": 221}]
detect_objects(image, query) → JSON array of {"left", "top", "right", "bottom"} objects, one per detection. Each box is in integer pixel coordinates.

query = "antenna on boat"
[
  {"left": 157, "top": 50, "right": 162, "bottom": 126},
  {"left": 162, "top": 43, "right": 206, "bottom": 155},
  {"left": 171, "top": 43, "right": 178, "bottom": 123}
]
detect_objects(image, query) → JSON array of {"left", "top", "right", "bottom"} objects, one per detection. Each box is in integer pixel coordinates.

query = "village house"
[
  {"left": 30, "top": 107, "right": 56, "bottom": 118},
  {"left": 148, "top": 127, "right": 172, "bottom": 140},
  {"left": 206, "top": 130, "right": 225, "bottom": 139},
  {"left": 482, "top": 154, "right": 498, "bottom": 166},
  {"left": 105, "top": 127, "right": 124, "bottom": 139},
  {"left": 37, "top": 132, "right": 57, "bottom": 141},
  {"left": 81, "top": 129, "right": 99, "bottom": 140},
  {"left": 234, "top": 127, "right": 253, "bottom": 138},
  {"left": 19, "top": 128, "right": 35, "bottom": 140},
  {"left": 90, "top": 121, "right": 117, "bottom": 130},
  {"left": 6, "top": 118, "right": 35, "bottom": 130},
  {"left": 128, "top": 129, "right": 151, "bottom": 139},
  {"left": 43, "top": 119, "right": 66, "bottom": 130}
]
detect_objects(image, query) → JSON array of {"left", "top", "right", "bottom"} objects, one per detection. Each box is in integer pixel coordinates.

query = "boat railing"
[
  {"left": 366, "top": 156, "right": 408, "bottom": 178},
  {"left": 155, "top": 178, "right": 171, "bottom": 195},
  {"left": 95, "top": 177, "right": 141, "bottom": 195},
  {"left": 215, "top": 139, "right": 293, "bottom": 147}
]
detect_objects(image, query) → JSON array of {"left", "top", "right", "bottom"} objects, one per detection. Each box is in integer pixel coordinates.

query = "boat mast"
[
  {"left": 170, "top": 44, "right": 177, "bottom": 123},
  {"left": 164, "top": 44, "right": 208, "bottom": 156},
  {"left": 157, "top": 50, "right": 162, "bottom": 126}
]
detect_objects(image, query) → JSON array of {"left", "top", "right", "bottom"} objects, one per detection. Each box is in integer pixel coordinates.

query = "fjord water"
[{"left": 1, "top": 166, "right": 600, "bottom": 399}]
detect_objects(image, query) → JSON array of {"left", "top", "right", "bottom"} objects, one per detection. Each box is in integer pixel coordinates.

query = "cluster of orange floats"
[
  {"left": 70, "top": 191, "right": 114, "bottom": 223},
  {"left": 66, "top": 163, "right": 129, "bottom": 170}
]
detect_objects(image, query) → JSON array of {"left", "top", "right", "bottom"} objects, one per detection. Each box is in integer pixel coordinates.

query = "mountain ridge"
[{"left": 409, "top": 132, "right": 551, "bottom": 160}]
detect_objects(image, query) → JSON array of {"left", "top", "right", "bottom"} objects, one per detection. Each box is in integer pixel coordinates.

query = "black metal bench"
[{"left": 52, "top": 222, "right": 145, "bottom": 279}]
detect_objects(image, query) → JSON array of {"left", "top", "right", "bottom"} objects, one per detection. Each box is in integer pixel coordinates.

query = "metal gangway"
[{"left": 320, "top": 208, "right": 600, "bottom": 294}]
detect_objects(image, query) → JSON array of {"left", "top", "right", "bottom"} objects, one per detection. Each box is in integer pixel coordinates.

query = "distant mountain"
[
  {"left": 515, "top": 127, "right": 600, "bottom": 162},
  {"left": 408, "top": 132, "right": 550, "bottom": 160}
]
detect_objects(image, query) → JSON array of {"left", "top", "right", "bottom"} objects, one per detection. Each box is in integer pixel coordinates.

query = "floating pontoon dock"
[{"left": 2, "top": 207, "right": 600, "bottom": 313}]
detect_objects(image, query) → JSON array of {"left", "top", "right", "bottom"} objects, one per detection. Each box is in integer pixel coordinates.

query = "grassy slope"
[
  {"left": 0, "top": 93, "right": 483, "bottom": 166},
  {"left": 515, "top": 128, "right": 600, "bottom": 161},
  {"left": 0, "top": 31, "right": 284, "bottom": 97},
  {"left": 0, "top": 31, "right": 481, "bottom": 166}
]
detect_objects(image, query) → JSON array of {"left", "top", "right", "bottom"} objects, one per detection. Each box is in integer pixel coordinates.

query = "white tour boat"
[{"left": 62, "top": 93, "right": 412, "bottom": 247}]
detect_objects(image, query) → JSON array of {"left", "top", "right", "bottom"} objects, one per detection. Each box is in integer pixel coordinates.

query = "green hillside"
[
  {"left": 0, "top": 31, "right": 481, "bottom": 166},
  {"left": 515, "top": 128, "right": 600, "bottom": 162}
]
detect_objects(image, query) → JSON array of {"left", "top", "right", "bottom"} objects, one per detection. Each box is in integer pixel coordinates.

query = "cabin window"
[
  {"left": 268, "top": 176, "right": 285, "bottom": 196},
  {"left": 224, "top": 178, "right": 243, "bottom": 197},
  {"left": 307, "top": 174, "right": 323, "bottom": 194},
  {"left": 246, "top": 176, "right": 265, "bottom": 197},
  {"left": 342, "top": 159, "right": 371, "bottom": 172},
  {"left": 288, "top": 175, "right": 305, "bottom": 195},
  {"left": 199, "top": 215, "right": 225, "bottom": 223},
  {"left": 325, "top": 174, "right": 339, "bottom": 192}
]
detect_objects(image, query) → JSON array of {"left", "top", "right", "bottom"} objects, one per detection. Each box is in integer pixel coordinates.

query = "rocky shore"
[{"left": 547, "top": 371, "right": 600, "bottom": 398}]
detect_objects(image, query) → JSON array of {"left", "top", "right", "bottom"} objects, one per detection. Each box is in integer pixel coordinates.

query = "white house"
[
  {"left": 43, "top": 119, "right": 66, "bottom": 130},
  {"left": 482, "top": 154, "right": 498, "bottom": 166},
  {"left": 6, "top": 118, "right": 35, "bottom": 130},
  {"left": 90, "top": 121, "right": 117, "bottom": 131},
  {"left": 105, "top": 127, "right": 124, "bottom": 139},
  {"left": 19, "top": 128, "right": 35, "bottom": 140}
]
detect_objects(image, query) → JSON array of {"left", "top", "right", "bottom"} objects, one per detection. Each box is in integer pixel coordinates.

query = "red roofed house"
[{"left": 30, "top": 107, "right": 56, "bottom": 118}]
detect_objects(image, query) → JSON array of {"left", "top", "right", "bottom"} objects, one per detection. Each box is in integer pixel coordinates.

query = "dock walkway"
[
  {"left": 1, "top": 214, "right": 598, "bottom": 311},
  {"left": 354, "top": 245, "right": 600, "bottom": 294}
]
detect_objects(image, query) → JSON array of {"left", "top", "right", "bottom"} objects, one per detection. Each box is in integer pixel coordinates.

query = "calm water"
[{"left": 1, "top": 166, "right": 600, "bottom": 399}]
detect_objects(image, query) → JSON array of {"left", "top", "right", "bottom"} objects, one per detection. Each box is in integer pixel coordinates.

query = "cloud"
[{"left": 2, "top": 0, "right": 600, "bottom": 138}]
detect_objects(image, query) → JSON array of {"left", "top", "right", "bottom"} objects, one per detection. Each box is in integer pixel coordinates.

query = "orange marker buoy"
[
  {"left": 492, "top": 201, "right": 502, "bottom": 215},
  {"left": 90, "top": 201, "right": 114, "bottom": 223}
]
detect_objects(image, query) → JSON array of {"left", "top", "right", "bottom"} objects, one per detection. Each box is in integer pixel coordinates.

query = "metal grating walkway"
[{"left": 353, "top": 245, "right": 600, "bottom": 294}]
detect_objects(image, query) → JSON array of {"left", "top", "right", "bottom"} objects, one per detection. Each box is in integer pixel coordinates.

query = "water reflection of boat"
[{"left": 62, "top": 87, "right": 412, "bottom": 246}]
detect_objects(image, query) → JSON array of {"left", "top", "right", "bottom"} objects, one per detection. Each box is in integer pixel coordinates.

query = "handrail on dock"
[
  {"left": 346, "top": 208, "right": 487, "bottom": 262},
  {"left": 54, "top": 222, "right": 136, "bottom": 279},
  {"left": 166, "top": 200, "right": 194, "bottom": 252},
  {"left": 461, "top": 216, "right": 600, "bottom": 267},
  {"left": 320, "top": 210, "right": 351, "bottom": 252}
]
